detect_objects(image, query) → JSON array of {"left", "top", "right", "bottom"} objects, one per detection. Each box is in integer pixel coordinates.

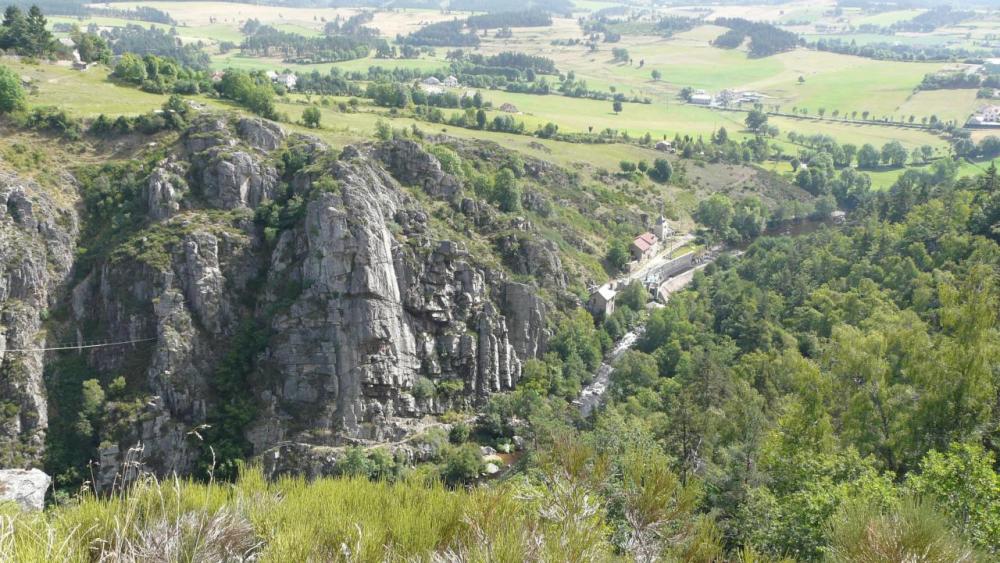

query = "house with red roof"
[{"left": 630, "top": 232, "right": 659, "bottom": 262}]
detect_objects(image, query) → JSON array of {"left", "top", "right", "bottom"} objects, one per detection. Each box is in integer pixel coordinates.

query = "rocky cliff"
[
  {"left": 0, "top": 169, "right": 77, "bottom": 468},
  {"left": 33, "top": 114, "right": 555, "bottom": 486}
]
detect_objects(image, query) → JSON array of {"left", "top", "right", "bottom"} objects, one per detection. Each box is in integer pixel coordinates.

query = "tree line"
[{"left": 713, "top": 17, "right": 800, "bottom": 58}]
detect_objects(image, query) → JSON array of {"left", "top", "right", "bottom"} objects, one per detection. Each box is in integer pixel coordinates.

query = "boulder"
[{"left": 0, "top": 468, "right": 50, "bottom": 511}]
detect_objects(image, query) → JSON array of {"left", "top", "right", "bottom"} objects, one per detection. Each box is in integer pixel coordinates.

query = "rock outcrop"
[
  {"left": 0, "top": 171, "right": 77, "bottom": 467},
  {"left": 49, "top": 115, "right": 550, "bottom": 483},
  {"left": 0, "top": 468, "right": 51, "bottom": 511}
]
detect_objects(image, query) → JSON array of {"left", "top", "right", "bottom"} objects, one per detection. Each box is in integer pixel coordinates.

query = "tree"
[
  {"left": 610, "top": 351, "right": 658, "bottom": 400},
  {"left": 857, "top": 143, "right": 880, "bottom": 169},
  {"left": 441, "top": 443, "right": 483, "bottom": 485},
  {"left": 606, "top": 239, "right": 630, "bottom": 272},
  {"left": 617, "top": 280, "right": 647, "bottom": 311},
  {"left": 694, "top": 194, "right": 735, "bottom": 239},
  {"left": 732, "top": 197, "right": 768, "bottom": 241},
  {"left": 613, "top": 100, "right": 623, "bottom": 114},
  {"left": 648, "top": 158, "right": 672, "bottom": 183},
  {"left": 745, "top": 108, "right": 768, "bottom": 133},
  {"left": 0, "top": 64, "right": 25, "bottom": 114},
  {"left": 475, "top": 108, "right": 486, "bottom": 129},
  {"left": 881, "top": 141, "right": 907, "bottom": 168},
  {"left": 651, "top": 69, "right": 661, "bottom": 81},
  {"left": 112, "top": 53, "right": 148, "bottom": 83},
  {"left": 907, "top": 443, "right": 1000, "bottom": 552},
  {"left": 493, "top": 168, "right": 520, "bottom": 212},
  {"left": 302, "top": 106, "right": 321, "bottom": 128},
  {"left": 72, "top": 29, "right": 111, "bottom": 64}
]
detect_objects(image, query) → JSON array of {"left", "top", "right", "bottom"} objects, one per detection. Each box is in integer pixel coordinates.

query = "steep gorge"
[{"left": 1, "top": 113, "right": 563, "bottom": 487}]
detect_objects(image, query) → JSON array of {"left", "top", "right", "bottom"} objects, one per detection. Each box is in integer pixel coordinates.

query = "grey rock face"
[
  {"left": 39, "top": 116, "right": 553, "bottom": 482},
  {"left": 369, "top": 140, "right": 462, "bottom": 199},
  {"left": 496, "top": 233, "right": 568, "bottom": 290},
  {"left": 501, "top": 282, "right": 548, "bottom": 360},
  {"left": 183, "top": 114, "right": 281, "bottom": 211},
  {"left": 0, "top": 468, "right": 50, "bottom": 511},
  {"left": 0, "top": 173, "right": 77, "bottom": 466},
  {"left": 146, "top": 160, "right": 189, "bottom": 220},
  {"left": 237, "top": 117, "right": 286, "bottom": 151},
  {"left": 197, "top": 150, "right": 280, "bottom": 210}
]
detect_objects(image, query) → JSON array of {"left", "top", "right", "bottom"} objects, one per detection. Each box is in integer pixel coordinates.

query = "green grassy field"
[
  {"left": 210, "top": 52, "right": 449, "bottom": 74},
  {"left": 852, "top": 9, "right": 926, "bottom": 27},
  {"left": 9, "top": 61, "right": 181, "bottom": 117},
  {"left": 477, "top": 24, "right": 949, "bottom": 121}
]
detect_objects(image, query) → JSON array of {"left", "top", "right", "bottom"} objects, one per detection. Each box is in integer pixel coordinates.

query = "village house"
[
  {"left": 211, "top": 70, "right": 225, "bottom": 83},
  {"left": 443, "top": 75, "right": 459, "bottom": 87},
  {"left": 588, "top": 284, "right": 617, "bottom": 317},
  {"left": 655, "top": 140, "right": 674, "bottom": 153},
  {"left": 421, "top": 76, "right": 441, "bottom": 86},
  {"left": 275, "top": 73, "right": 297, "bottom": 90},
  {"left": 630, "top": 232, "right": 659, "bottom": 262},
  {"left": 968, "top": 105, "right": 1000, "bottom": 127},
  {"left": 499, "top": 102, "right": 519, "bottom": 113},
  {"left": 689, "top": 90, "right": 713, "bottom": 105}
]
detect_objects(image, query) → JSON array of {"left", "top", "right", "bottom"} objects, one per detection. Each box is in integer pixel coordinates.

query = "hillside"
[{"left": 2, "top": 0, "right": 1000, "bottom": 560}]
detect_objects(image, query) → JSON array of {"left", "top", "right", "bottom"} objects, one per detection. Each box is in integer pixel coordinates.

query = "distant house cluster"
[
  {"left": 688, "top": 88, "right": 764, "bottom": 108},
  {"left": 717, "top": 88, "right": 763, "bottom": 106},
  {"left": 266, "top": 70, "right": 297, "bottom": 90},
  {"left": 209, "top": 69, "right": 298, "bottom": 90},
  {"left": 968, "top": 105, "right": 1000, "bottom": 127},
  {"left": 689, "top": 89, "right": 714, "bottom": 105},
  {"left": 587, "top": 216, "right": 674, "bottom": 317},
  {"left": 420, "top": 75, "right": 460, "bottom": 93}
]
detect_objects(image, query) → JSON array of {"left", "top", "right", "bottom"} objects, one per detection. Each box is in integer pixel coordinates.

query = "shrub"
[
  {"left": 449, "top": 422, "right": 471, "bottom": 444},
  {"left": 0, "top": 64, "right": 26, "bottom": 114}
]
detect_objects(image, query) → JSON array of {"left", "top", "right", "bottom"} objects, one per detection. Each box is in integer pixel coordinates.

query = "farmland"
[{"left": 10, "top": 0, "right": 1000, "bottom": 198}]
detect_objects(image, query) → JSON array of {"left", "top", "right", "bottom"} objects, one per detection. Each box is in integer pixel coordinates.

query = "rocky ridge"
[{"left": 34, "top": 114, "right": 554, "bottom": 485}]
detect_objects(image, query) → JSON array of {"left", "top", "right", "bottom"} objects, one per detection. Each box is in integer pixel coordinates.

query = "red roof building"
[{"left": 630, "top": 232, "right": 659, "bottom": 261}]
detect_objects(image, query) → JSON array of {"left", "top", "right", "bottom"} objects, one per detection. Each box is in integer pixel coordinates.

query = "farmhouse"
[
  {"left": 655, "top": 140, "right": 673, "bottom": 152},
  {"left": 275, "top": 73, "right": 297, "bottom": 90},
  {"left": 690, "top": 92, "right": 713, "bottom": 105},
  {"left": 422, "top": 76, "right": 441, "bottom": 86},
  {"left": 968, "top": 105, "right": 1000, "bottom": 127},
  {"left": 588, "top": 285, "right": 617, "bottom": 317},
  {"left": 688, "top": 90, "right": 715, "bottom": 106},
  {"left": 443, "top": 75, "right": 459, "bottom": 87},
  {"left": 630, "top": 232, "right": 659, "bottom": 262},
  {"left": 499, "top": 102, "right": 519, "bottom": 113}
]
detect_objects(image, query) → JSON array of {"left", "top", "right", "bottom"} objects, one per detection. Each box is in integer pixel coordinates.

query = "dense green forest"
[{"left": 582, "top": 165, "right": 1000, "bottom": 558}]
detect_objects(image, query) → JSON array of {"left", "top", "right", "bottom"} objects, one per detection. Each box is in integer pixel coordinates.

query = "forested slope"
[{"left": 595, "top": 165, "right": 1000, "bottom": 558}]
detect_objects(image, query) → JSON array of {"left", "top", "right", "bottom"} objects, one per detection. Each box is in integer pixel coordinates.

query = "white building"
[
  {"left": 690, "top": 93, "right": 713, "bottom": 105},
  {"left": 443, "top": 75, "right": 459, "bottom": 87},
  {"left": 654, "top": 215, "right": 672, "bottom": 240},
  {"left": 275, "top": 73, "right": 297, "bottom": 90},
  {"left": 969, "top": 105, "right": 1000, "bottom": 126}
]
